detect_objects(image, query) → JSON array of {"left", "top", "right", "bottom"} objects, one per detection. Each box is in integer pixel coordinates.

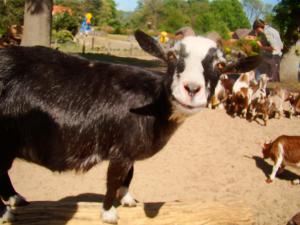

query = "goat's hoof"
[
  {"left": 0, "top": 206, "right": 15, "bottom": 223},
  {"left": 102, "top": 206, "right": 119, "bottom": 224},
  {"left": 265, "top": 178, "right": 273, "bottom": 183},
  {"left": 9, "top": 194, "right": 29, "bottom": 207},
  {"left": 121, "top": 192, "right": 137, "bottom": 207},
  {"left": 292, "top": 179, "right": 300, "bottom": 185}
]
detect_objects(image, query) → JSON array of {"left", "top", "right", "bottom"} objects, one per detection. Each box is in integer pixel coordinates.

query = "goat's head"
[{"left": 135, "top": 30, "right": 261, "bottom": 115}]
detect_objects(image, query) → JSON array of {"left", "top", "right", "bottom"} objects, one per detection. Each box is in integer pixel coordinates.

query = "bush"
[
  {"left": 52, "top": 29, "right": 74, "bottom": 44},
  {"left": 52, "top": 13, "right": 79, "bottom": 35}
]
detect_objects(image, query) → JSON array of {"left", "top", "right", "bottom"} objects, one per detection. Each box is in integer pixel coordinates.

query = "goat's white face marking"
[{"left": 170, "top": 36, "right": 223, "bottom": 114}]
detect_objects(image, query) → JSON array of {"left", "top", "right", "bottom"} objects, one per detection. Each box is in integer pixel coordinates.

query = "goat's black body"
[
  {"left": 0, "top": 46, "right": 180, "bottom": 219},
  {"left": 0, "top": 31, "right": 261, "bottom": 223},
  {"left": 0, "top": 46, "right": 175, "bottom": 172}
]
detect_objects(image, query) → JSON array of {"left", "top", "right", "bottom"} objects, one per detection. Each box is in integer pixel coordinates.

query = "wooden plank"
[{"left": 8, "top": 201, "right": 254, "bottom": 225}]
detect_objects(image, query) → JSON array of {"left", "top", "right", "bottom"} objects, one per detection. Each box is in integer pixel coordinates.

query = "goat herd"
[{"left": 210, "top": 71, "right": 300, "bottom": 126}]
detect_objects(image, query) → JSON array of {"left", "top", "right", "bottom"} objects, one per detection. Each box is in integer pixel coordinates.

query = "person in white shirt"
[{"left": 250, "top": 19, "right": 283, "bottom": 82}]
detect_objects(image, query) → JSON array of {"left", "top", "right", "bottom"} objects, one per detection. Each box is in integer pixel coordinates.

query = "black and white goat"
[{"left": 0, "top": 30, "right": 260, "bottom": 224}]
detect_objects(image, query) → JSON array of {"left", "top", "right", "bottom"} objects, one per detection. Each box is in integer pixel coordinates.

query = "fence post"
[
  {"left": 82, "top": 37, "right": 86, "bottom": 54},
  {"left": 91, "top": 37, "right": 95, "bottom": 51}
]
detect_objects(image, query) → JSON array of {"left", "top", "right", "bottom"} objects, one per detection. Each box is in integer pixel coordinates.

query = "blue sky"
[
  {"left": 115, "top": 0, "right": 280, "bottom": 12},
  {"left": 115, "top": 0, "right": 138, "bottom": 11}
]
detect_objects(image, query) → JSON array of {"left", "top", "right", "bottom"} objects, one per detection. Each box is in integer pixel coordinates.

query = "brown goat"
[{"left": 262, "top": 135, "right": 300, "bottom": 183}]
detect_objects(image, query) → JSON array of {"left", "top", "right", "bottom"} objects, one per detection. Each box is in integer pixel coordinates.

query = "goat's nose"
[{"left": 184, "top": 83, "right": 201, "bottom": 97}]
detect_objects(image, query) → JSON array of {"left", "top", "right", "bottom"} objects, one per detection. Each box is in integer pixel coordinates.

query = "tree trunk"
[{"left": 21, "top": 0, "right": 53, "bottom": 47}]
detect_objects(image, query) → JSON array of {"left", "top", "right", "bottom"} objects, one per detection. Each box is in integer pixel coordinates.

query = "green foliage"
[
  {"left": 52, "top": 13, "right": 80, "bottom": 35},
  {"left": 98, "top": 0, "right": 117, "bottom": 26},
  {"left": 211, "top": 0, "right": 250, "bottom": 31},
  {"left": 131, "top": 0, "right": 250, "bottom": 39},
  {"left": 273, "top": 0, "right": 300, "bottom": 51},
  {"left": 221, "top": 38, "right": 260, "bottom": 58},
  {"left": 54, "top": 0, "right": 118, "bottom": 28},
  {"left": 159, "top": 0, "right": 189, "bottom": 32},
  {"left": 52, "top": 29, "right": 74, "bottom": 43},
  {"left": 133, "top": 0, "right": 164, "bottom": 30},
  {"left": 0, "top": 0, "right": 24, "bottom": 36}
]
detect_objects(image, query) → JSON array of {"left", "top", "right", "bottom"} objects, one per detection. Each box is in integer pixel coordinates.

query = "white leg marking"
[
  {"left": 102, "top": 206, "right": 118, "bottom": 224},
  {"left": 0, "top": 206, "right": 15, "bottom": 223},
  {"left": 118, "top": 187, "right": 137, "bottom": 207},
  {"left": 270, "top": 143, "right": 284, "bottom": 181}
]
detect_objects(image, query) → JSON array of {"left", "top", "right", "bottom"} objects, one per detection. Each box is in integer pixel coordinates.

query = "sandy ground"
[{"left": 9, "top": 109, "right": 300, "bottom": 225}]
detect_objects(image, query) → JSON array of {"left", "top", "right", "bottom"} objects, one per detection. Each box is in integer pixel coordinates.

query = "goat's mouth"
[{"left": 172, "top": 96, "right": 206, "bottom": 111}]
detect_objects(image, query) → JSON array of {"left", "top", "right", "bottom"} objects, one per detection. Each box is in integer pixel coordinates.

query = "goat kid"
[
  {"left": 230, "top": 71, "right": 256, "bottom": 117},
  {"left": 262, "top": 135, "right": 300, "bottom": 183},
  {"left": 287, "top": 92, "right": 300, "bottom": 117},
  {"left": 208, "top": 74, "right": 234, "bottom": 109},
  {"left": 0, "top": 30, "right": 260, "bottom": 224},
  {"left": 248, "top": 74, "right": 270, "bottom": 122},
  {"left": 249, "top": 97, "right": 270, "bottom": 126}
]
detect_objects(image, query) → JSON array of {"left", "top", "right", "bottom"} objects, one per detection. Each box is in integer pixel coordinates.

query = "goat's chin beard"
[{"left": 171, "top": 97, "right": 206, "bottom": 116}]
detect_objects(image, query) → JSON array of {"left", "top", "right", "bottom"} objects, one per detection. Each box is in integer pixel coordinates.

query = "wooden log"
[{"left": 8, "top": 201, "right": 254, "bottom": 225}]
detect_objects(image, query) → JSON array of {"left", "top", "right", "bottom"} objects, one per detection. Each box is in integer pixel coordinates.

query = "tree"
[
  {"left": 159, "top": 0, "right": 189, "bottom": 32},
  {"left": 210, "top": 0, "right": 250, "bottom": 31},
  {"left": 242, "top": 0, "right": 273, "bottom": 24},
  {"left": 186, "top": 0, "right": 210, "bottom": 30},
  {"left": 133, "top": 0, "right": 164, "bottom": 30},
  {"left": 52, "top": 12, "right": 79, "bottom": 35},
  {"left": 273, "top": 0, "right": 300, "bottom": 52},
  {"left": 21, "top": 0, "right": 53, "bottom": 47},
  {"left": 130, "top": 0, "right": 250, "bottom": 38},
  {"left": 97, "top": 0, "right": 117, "bottom": 26},
  {"left": 0, "top": 0, "right": 24, "bottom": 35}
]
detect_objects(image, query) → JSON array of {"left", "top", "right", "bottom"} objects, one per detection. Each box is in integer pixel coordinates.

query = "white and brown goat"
[
  {"left": 262, "top": 135, "right": 300, "bottom": 183},
  {"left": 230, "top": 71, "right": 255, "bottom": 117},
  {"left": 208, "top": 74, "right": 234, "bottom": 109}
]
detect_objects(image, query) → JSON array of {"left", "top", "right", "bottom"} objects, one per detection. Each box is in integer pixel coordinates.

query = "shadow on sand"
[
  {"left": 10, "top": 193, "right": 165, "bottom": 225},
  {"left": 250, "top": 155, "right": 299, "bottom": 182}
]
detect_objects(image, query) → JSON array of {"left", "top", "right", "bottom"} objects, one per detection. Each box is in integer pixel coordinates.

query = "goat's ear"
[
  {"left": 134, "top": 30, "right": 168, "bottom": 62},
  {"left": 220, "top": 55, "right": 262, "bottom": 74}
]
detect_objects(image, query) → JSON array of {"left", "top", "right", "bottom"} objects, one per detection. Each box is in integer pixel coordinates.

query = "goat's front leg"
[
  {"left": 263, "top": 114, "right": 269, "bottom": 126},
  {"left": 117, "top": 166, "right": 137, "bottom": 207},
  {"left": 266, "top": 152, "right": 284, "bottom": 183},
  {"left": 102, "top": 160, "right": 133, "bottom": 224}
]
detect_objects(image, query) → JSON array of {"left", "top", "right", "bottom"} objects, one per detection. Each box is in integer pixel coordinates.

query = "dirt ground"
[{"left": 9, "top": 108, "right": 300, "bottom": 225}]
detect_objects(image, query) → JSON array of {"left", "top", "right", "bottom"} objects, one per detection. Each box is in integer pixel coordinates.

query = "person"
[{"left": 249, "top": 19, "right": 283, "bottom": 82}]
